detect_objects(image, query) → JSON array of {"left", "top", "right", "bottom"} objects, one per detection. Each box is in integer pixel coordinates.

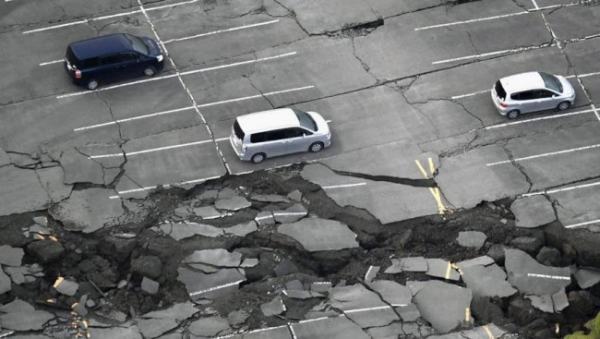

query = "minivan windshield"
[
  {"left": 293, "top": 109, "right": 317, "bottom": 131},
  {"left": 539, "top": 72, "right": 563, "bottom": 93},
  {"left": 126, "top": 34, "right": 149, "bottom": 55}
]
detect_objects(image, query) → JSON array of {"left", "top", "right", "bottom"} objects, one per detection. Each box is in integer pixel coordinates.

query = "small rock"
[
  {"left": 53, "top": 277, "right": 79, "bottom": 296},
  {"left": 552, "top": 288, "right": 569, "bottom": 312},
  {"left": 536, "top": 247, "right": 561, "bottom": 266},
  {"left": 174, "top": 206, "right": 191, "bottom": 219},
  {"left": 240, "top": 258, "right": 259, "bottom": 268},
  {"left": 287, "top": 190, "right": 302, "bottom": 202},
  {"left": 32, "top": 216, "right": 48, "bottom": 227},
  {"left": 227, "top": 310, "right": 250, "bottom": 328},
  {"left": 26, "top": 240, "right": 64, "bottom": 263},
  {"left": 117, "top": 280, "right": 128, "bottom": 289},
  {"left": 0, "top": 245, "right": 25, "bottom": 266},
  {"left": 260, "top": 296, "right": 286, "bottom": 316},
  {"left": 487, "top": 244, "right": 506, "bottom": 264},
  {"left": 456, "top": 231, "right": 487, "bottom": 249},
  {"left": 131, "top": 256, "right": 163, "bottom": 279},
  {"left": 141, "top": 277, "right": 160, "bottom": 295},
  {"left": 510, "top": 236, "right": 543, "bottom": 255},
  {"left": 574, "top": 268, "right": 600, "bottom": 289}
]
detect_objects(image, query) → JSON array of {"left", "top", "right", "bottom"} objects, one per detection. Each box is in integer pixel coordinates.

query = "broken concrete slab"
[
  {"left": 137, "top": 318, "right": 177, "bottom": 339},
  {"left": 277, "top": 217, "right": 359, "bottom": 252},
  {"left": 345, "top": 304, "right": 399, "bottom": 328},
  {"left": 369, "top": 280, "right": 412, "bottom": 306},
  {"left": 385, "top": 256, "right": 428, "bottom": 274},
  {"left": 291, "top": 315, "right": 370, "bottom": 339},
  {"left": 574, "top": 268, "right": 600, "bottom": 289},
  {"left": 328, "top": 283, "right": 387, "bottom": 311},
  {"left": 456, "top": 231, "right": 487, "bottom": 250},
  {"left": 159, "top": 222, "right": 224, "bottom": 240},
  {"left": 413, "top": 280, "right": 473, "bottom": 333},
  {"left": 192, "top": 206, "right": 223, "bottom": 219},
  {"left": 0, "top": 246, "right": 24, "bottom": 267},
  {"left": 251, "top": 194, "right": 289, "bottom": 203},
  {"left": 214, "top": 195, "right": 251, "bottom": 211},
  {"left": 88, "top": 326, "right": 143, "bottom": 339},
  {"left": 53, "top": 277, "right": 79, "bottom": 296},
  {"left": 456, "top": 256, "right": 494, "bottom": 270},
  {"left": 504, "top": 248, "right": 571, "bottom": 295},
  {"left": 0, "top": 299, "right": 54, "bottom": 331},
  {"left": 526, "top": 294, "right": 554, "bottom": 313},
  {"left": 261, "top": 296, "right": 286, "bottom": 317},
  {"left": 273, "top": 203, "right": 308, "bottom": 223},
  {"left": 511, "top": 195, "right": 556, "bottom": 228},
  {"left": 141, "top": 302, "right": 197, "bottom": 322},
  {"left": 0, "top": 266, "right": 11, "bottom": 294},
  {"left": 426, "top": 259, "right": 460, "bottom": 281},
  {"left": 177, "top": 267, "right": 245, "bottom": 299},
  {"left": 398, "top": 303, "right": 421, "bottom": 322},
  {"left": 141, "top": 277, "right": 160, "bottom": 295},
  {"left": 223, "top": 221, "right": 257, "bottom": 237},
  {"left": 254, "top": 211, "right": 275, "bottom": 226},
  {"left": 461, "top": 264, "right": 517, "bottom": 298},
  {"left": 188, "top": 316, "right": 231, "bottom": 337},
  {"left": 183, "top": 249, "right": 242, "bottom": 268}
]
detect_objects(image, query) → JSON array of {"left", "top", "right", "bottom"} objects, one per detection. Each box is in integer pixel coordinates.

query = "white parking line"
[
  {"left": 432, "top": 44, "right": 553, "bottom": 65},
  {"left": 56, "top": 51, "right": 297, "bottom": 99},
  {"left": 527, "top": 273, "right": 570, "bottom": 281},
  {"left": 74, "top": 106, "right": 195, "bottom": 131},
  {"left": 109, "top": 174, "right": 222, "bottom": 199},
  {"left": 451, "top": 89, "right": 489, "bottom": 100},
  {"left": 415, "top": 11, "right": 529, "bottom": 31},
  {"left": 521, "top": 180, "right": 600, "bottom": 197},
  {"left": 188, "top": 279, "right": 245, "bottom": 297},
  {"left": 197, "top": 85, "right": 315, "bottom": 108},
  {"left": 565, "top": 218, "right": 600, "bottom": 229},
  {"left": 89, "top": 139, "right": 214, "bottom": 159},
  {"left": 163, "top": 19, "right": 279, "bottom": 44},
  {"left": 485, "top": 108, "right": 596, "bottom": 130},
  {"left": 322, "top": 183, "right": 367, "bottom": 190},
  {"left": 39, "top": 59, "right": 64, "bottom": 67},
  {"left": 486, "top": 143, "right": 600, "bottom": 166}
]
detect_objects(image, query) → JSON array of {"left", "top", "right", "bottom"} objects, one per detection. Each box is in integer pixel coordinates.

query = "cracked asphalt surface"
[{"left": 1, "top": 0, "right": 600, "bottom": 338}]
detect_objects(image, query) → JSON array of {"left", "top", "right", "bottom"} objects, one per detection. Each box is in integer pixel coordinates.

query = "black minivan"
[{"left": 64, "top": 33, "right": 164, "bottom": 90}]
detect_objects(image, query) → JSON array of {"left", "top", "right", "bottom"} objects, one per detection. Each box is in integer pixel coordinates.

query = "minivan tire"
[
  {"left": 309, "top": 142, "right": 324, "bottom": 153},
  {"left": 87, "top": 79, "right": 98, "bottom": 90},
  {"left": 144, "top": 66, "right": 157, "bottom": 77},
  {"left": 507, "top": 110, "right": 520, "bottom": 120},
  {"left": 557, "top": 101, "right": 570, "bottom": 111},
  {"left": 251, "top": 153, "right": 266, "bottom": 164}
]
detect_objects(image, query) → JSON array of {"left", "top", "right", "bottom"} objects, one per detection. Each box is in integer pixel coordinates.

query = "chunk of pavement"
[
  {"left": 413, "top": 281, "right": 473, "bottom": 333},
  {"left": 456, "top": 231, "right": 487, "bottom": 249},
  {"left": 26, "top": 240, "right": 64, "bottom": 263},
  {"left": 142, "top": 302, "right": 197, "bottom": 321},
  {"left": 0, "top": 245, "right": 24, "bottom": 266},
  {"left": 254, "top": 211, "right": 275, "bottom": 226},
  {"left": 291, "top": 314, "right": 370, "bottom": 339},
  {"left": 461, "top": 264, "right": 517, "bottom": 298},
  {"left": 49, "top": 188, "right": 124, "bottom": 233},
  {"left": 511, "top": 195, "right": 556, "bottom": 228},
  {"left": 288, "top": 190, "right": 302, "bottom": 202},
  {"left": 261, "top": 296, "right": 286, "bottom": 316},
  {"left": 137, "top": 318, "right": 177, "bottom": 339},
  {"left": 214, "top": 195, "right": 251, "bottom": 211},
  {"left": 509, "top": 236, "right": 543, "bottom": 255},
  {"left": 504, "top": 248, "right": 571, "bottom": 295},
  {"left": 173, "top": 206, "right": 191, "bottom": 219},
  {"left": 131, "top": 255, "right": 163, "bottom": 279},
  {"left": 159, "top": 222, "right": 224, "bottom": 240},
  {"left": 328, "top": 284, "right": 387, "bottom": 311},
  {"left": 406, "top": 280, "right": 428, "bottom": 296},
  {"left": 364, "top": 266, "right": 380, "bottom": 283},
  {"left": 553, "top": 288, "right": 569, "bottom": 312},
  {"left": 183, "top": 249, "right": 242, "bottom": 268},
  {"left": 227, "top": 309, "right": 250, "bottom": 328},
  {"left": 284, "top": 289, "right": 324, "bottom": 299},
  {"left": 426, "top": 259, "right": 460, "bottom": 281},
  {"left": 188, "top": 316, "right": 231, "bottom": 337},
  {"left": 385, "top": 257, "right": 428, "bottom": 274},
  {"left": 33, "top": 216, "right": 48, "bottom": 227},
  {"left": 88, "top": 326, "right": 143, "bottom": 339},
  {"left": 273, "top": 204, "right": 308, "bottom": 223},
  {"left": 369, "top": 280, "right": 412, "bottom": 306},
  {"left": 536, "top": 246, "right": 562, "bottom": 266},
  {"left": 398, "top": 303, "right": 421, "bottom": 322},
  {"left": 240, "top": 258, "right": 259, "bottom": 268},
  {"left": 456, "top": 256, "right": 495, "bottom": 270},
  {"left": 460, "top": 324, "right": 506, "bottom": 339},
  {"left": 192, "top": 206, "right": 222, "bottom": 219},
  {"left": 177, "top": 267, "right": 245, "bottom": 299},
  {"left": 277, "top": 217, "right": 359, "bottom": 252},
  {"left": 53, "top": 277, "right": 79, "bottom": 296},
  {"left": 0, "top": 266, "right": 11, "bottom": 294},
  {"left": 574, "top": 268, "right": 600, "bottom": 289},
  {"left": 526, "top": 294, "right": 554, "bottom": 313},
  {"left": 0, "top": 299, "right": 54, "bottom": 331},
  {"left": 311, "top": 281, "right": 332, "bottom": 293},
  {"left": 251, "top": 194, "right": 289, "bottom": 203},
  {"left": 345, "top": 303, "right": 400, "bottom": 328},
  {"left": 141, "top": 277, "right": 160, "bottom": 295},
  {"left": 223, "top": 221, "right": 257, "bottom": 237}
]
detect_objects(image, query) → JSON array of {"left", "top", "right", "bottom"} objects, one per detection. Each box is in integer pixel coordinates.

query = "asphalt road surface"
[{"left": 0, "top": 0, "right": 599, "bottom": 338}]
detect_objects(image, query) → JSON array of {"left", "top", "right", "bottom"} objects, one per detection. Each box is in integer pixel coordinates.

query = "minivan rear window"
[
  {"left": 293, "top": 109, "right": 317, "bottom": 131},
  {"left": 233, "top": 120, "right": 245, "bottom": 140},
  {"left": 65, "top": 47, "right": 80, "bottom": 68},
  {"left": 495, "top": 80, "right": 506, "bottom": 100}
]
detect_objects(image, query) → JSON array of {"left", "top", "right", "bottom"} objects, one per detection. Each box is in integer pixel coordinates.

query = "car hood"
[
  {"left": 142, "top": 37, "right": 162, "bottom": 57},
  {"left": 307, "top": 111, "right": 330, "bottom": 135},
  {"left": 557, "top": 75, "right": 575, "bottom": 97}
]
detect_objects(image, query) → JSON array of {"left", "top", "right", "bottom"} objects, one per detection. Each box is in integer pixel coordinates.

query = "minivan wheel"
[
  {"left": 87, "top": 79, "right": 98, "bottom": 90},
  {"left": 144, "top": 66, "right": 156, "bottom": 77},
  {"left": 557, "top": 101, "right": 571, "bottom": 111},
  {"left": 309, "top": 142, "right": 324, "bottom": 153},
  {"left": 251, "top": 153, "right": 266, "bottom": 164},
  {"left": 507, "top": 110, "right": 520, "bottom": 119}
]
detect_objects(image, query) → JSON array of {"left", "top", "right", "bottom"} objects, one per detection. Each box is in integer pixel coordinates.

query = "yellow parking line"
[
  {"left": 415, "top": 159, "right": 448, "bottom": 216},
  {"left": 415, "top": 159, "right": 429, "bottom": 178},
  {"left": 482, "top": 324, "right": 494, "bottom": 339},
  {"left": 428, "top": 157, "right": 435, "bottom": 175},
  {"left": 444, "top": 262, "right": 453, "bottom": 280}
]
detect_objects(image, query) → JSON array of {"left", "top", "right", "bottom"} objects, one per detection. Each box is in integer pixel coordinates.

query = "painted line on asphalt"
[
  {"left": 164, "top": 19, "right": 280, "bottom": 44},
  {"left": 273, "top": 212, "right": 306, "bottom": 216},
  {"left": 432, "top": 43, "right": 553, "bottom": 65},
  {"left": 288, "top": 323, "right": 299, "bottom": 339},
  {"left": 109, "top": 174, "right": 222, "bottom": 199},
  {"left": 189, "top": 279, "right": 245, "bottom": 297},
  {"left": 415, "top": 11, "right": 529, "bottom": 31},
  {"left": 415, "top": 158, "right": 447, "bottom": 215},
  {"left": 451, "top": 89, "right": 489, "bottom": 100},
  {"left": 39, "top": 59, "right": 64, "bottom": 67},
  {"left": 197, "top": 85, "right": 315, "bottom": 108},
  {"left": 56, "top": 51, "right": 297, "bottom": 99},
  {"left": 0, "top": 331, "right": 15, "bottom": 338},
  {"left": 486, "top": 143, "right": 600, "bottom": 166},
  {"left": 344, "top": 305, "right": 407, "bottom": 314},
  {"left": 364, "top": 265, "right": 375, "bottom": 281},
  {"left": 485, "top": 108, "right": 596, "bottom": 130},
  {"left": 89, "top": 139, "right": 214, "bottom": 159},
  {"left": 74, "top": 106, "right": 195, "bottom": 131},
  {"left": 482, "top": 325, "right": 494, "bottom": 339},
  {"left": 521, "top": 180, "right": 600, "bottom": 197},
  {"left": 321, "top": 183, "right": 367, "bottom": 190},
  {"left": 565, "top": 218, "right": 600, "bottom": 229},
  {"left": 527, "top": 273, "right": 570, "bottom": 281}
]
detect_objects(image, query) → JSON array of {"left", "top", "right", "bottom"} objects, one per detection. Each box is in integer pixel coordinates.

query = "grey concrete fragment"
[
  {"left": 457, "top": 231, "right": 487, "bottom": 249},
  {"left": 462, "top": 264, "right": 517, "bottom": 298},
  {"left": 406, "top": 280, "right": 428, "bottom": 296},
  {"left": 131, "top": 255, "right": 163, "bottom": 279},
  {"left": 89, "top": 326, "right": 143, "bottom": 339},
  {"left": 278, "top": 217, "right": 359, "bottom": 252},
  {"left": 142, "top": 302, "right": 197, "bottom": 321},
  {"left": 0, "top": 246, "right": 24, "bottom": 267},
  {"left": 223, "top": 221, "right": 257, "bottom": 237},
  {"left": 284, "top": 289, "right": 324, "bottom": 299},
  {"left": 137, "top": 318, "right": 177, "bottom": 339},
  {"left": 227, "top": 309, "right": 250, "bottom": 328},
  {"left": 0, "top": 299, "right": 54, "bottom": 331},
  {"left": 177, "top": 267, "right": 245, "bottom": 299},
  {"left": 141, "top": 277, "right": 160, "bottom": 295},
  {"left": 398, "top": 303, "right": 420, "bottom": 322},
  {"left": 504, "top": 248, "right": 571, "bottom": 295},
  {"left": 329, "top": 284, "right": 386, "bottom": 311},
  {"left": 54, "top": 278, "right": 79, "bottom": 296},
  {"left": 291, "top": 315, "right": 370, "bottom": 339},
  {"left": 552, "top": 288, "right": 569, "bottom": 312},
  {"left": 0, "top": 266, "right": 11, "bottom": 294},
  {"left": 456, "top": 256, "right": 494, "bottom": 270},
  {"left": 188, "top": 316, "right": 231, "bottom": 337},
  {"left": 511, "top": 195, "right": 556, "bottom": 228},
  {"left": 288, "top": 190, "right": 302, "bottom": 202},
  {"left": 192, "top": 206, "right": 222, "bottom": 219},
  {"left": 345, "top": 304, "right": 399, "bottom": 328},
  {"left": 33, "top": 216, "right": 48, "bottom": 227},
  {"left": 215, "top": 195, "right": 251, "bottom": 211},
  {"left": 364, "top": 266, "right": 379, "bottom": 283},
  {"left": 385, "top": 257, "right": 428, "bottom": 274},
  {"left": 413, "top": 281, "right": 473, "bottom": 333},
  {"left": 526, "top": 294, "right": 554, "bottom": 313},
  {"left": 251, "top": 194, "right": 289, "bottom": 203},
  {"left": 574, "top": 268, "right": 600, "bottom": 289},
  {"left": 261, "top": 296, "right": 286, "bottom": 316},
  {"left": 510, "top": 236, "right": 543, "bottom": 254},
  {"left": 254, "top": 211, "right": 275, "bottom": 226},
  {"left": 460, "top": 324, "right": 506, "bottom": 339},
  {"left": 217, "top": 188, "right": 236, "bottom": 199},
  {"left": 273, "top": 203, "right": 308, "bottom": 223},
  {"left": 369, "top": 280, "right": 412, "bottom": 306},
  {"left": 183, "top": 249, "right": 242, "bottom": 267},
  {"left": 159, "top": 222, "right": 224, "bottom": 240},
  {"left": 426, "top": 259, "right": 460, "bottom": 281},
  {"left": 240, "top": 258, "right": 259, "bottom": 268}
]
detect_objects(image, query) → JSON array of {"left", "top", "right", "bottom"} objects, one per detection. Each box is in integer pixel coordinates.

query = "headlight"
[{"left": 156, "top": 54, "right": 164, "bottom": 62}]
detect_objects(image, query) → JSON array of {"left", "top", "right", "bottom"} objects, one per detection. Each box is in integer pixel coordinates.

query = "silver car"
[
  {"left": 230, "top": 108, "right": 332, "bottom": 164},
  {"left": 491, "top": 71, "right": 576, "bottom": 119}
]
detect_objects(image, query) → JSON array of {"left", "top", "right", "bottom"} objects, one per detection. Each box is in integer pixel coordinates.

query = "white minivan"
[{"left": 230, "top": 108, "right": 331, "bottom": 163}]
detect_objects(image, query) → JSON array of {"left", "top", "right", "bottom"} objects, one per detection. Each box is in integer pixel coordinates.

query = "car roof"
[
  {"left": 236, "top": 108, "right": 300, "bottom": 134},
  {"left": 68, "top": 33, "right": 132, "bottom": 60},
  {"left": 499, "top": 72, "right": 546, "bottom": 93}
]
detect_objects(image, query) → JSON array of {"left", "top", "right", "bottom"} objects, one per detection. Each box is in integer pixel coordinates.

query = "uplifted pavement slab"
[
  {"left": 0, "top": 299, "right": 54, "bottom": 331},
  {"left": 88, "top": 326, "right": 143, "bottom": 339},
  {"left": 177, "top": 267, "right": 245, "bottom": 299},
  {"left": 137, "top": 318, "right": 178, "bottom": 339},
  {"left": 456, "top": 231, "right": 487, "bottom": 249},
  {"left": 385, "top": 256, "right": 428, "bottom": 274},
  {"left": 277, "top": 217, "right": 359, "bottom": 252},
  {"left": 453, "top": 323, "right": 507, "bottom": 339},
  {"left": 456, "top": 256, "right": 495, "bottom": 270},
  {"left": 510, "top": 195, "right": 556, "bottom": 228},
  {"left": 345, "top": 305, "right": 400, "bottom": 328},
  {"left": 369, "top": 280, "right": 412, "bottom": 306},
  {"left": 0, "top": 245, "right": 24, "bottom": 266},
  {"left": 291, "top": 316, "right": 370, "bottom": 339},
  {"left": 141, "top": 302, "right": 197, "bottom": 321},
  {"left": 461, "top": 264, "right": 517, "bottom": 298},
  {"left": 183, "top": 249, "right": 242, "bottom": 268},
  {"left": 426, "top": 259, "right": 460, "bottom": 281},
  {"left": 159, "top": 222, "right": 224, "bottom": 240},
  {"left": 504, "top": 248, "right": 571, "bottom": 295},
  {"left": 49, "top": 188, "right": 125, "bottom": 233},
  {"left": 328, "top": 284, "right": 387, "bottom": 311},
  {"left": 574, "top": 268, "right": 600, "bottom": 289},
  {"left": 273, "top": 204, "right": 308, "bottom": 224},
  {"left": 188, "top": 316, "right": 231, "bottom": 337},
  {"left": 413, "top": 281, "right": 473, "bottom": 334},
  {"left": 214, "top": 195, "right": 251, "bottom": 212}
]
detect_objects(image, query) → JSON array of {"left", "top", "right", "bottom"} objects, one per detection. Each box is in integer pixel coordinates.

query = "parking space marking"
[
  {"left": 322, "top": 183, "right": 367, "bottom": 190},
  {"left": 197, "top": 85, "right": 315, "bottom": 108},
  {"left": 74, "top": 106, "right": 195, "bottom": 131},
  {"left": 451, "top": 89, "right": 489, "bottom": 100},
  {"left": 109, "top": 174, "right": 222, "bottom": 199},
  {"left": 527, "top": 273, "right": 570, "bottom": 281},
  {"left": 163, "top": 19, "right": 280, "bottom": 44},
  {"left": 89, "top": 139, "right": 214, "bottom": 159},
  {"left": 56, "top": 51, "right": 297, "bottom": 99},
  {"left": 565, "top": 218, "right": 600, "bottom": 229},
  {"left": 432, "top": 44, "right": 553, "bottom": 65},
  {"left": 485, "top": 108, "right": 596, "bottom": 130},
  {"left": 188, "top": 279, "right": 245, "bottom": 297},
  {"left": 415, "top": 158, "right": 447, "bottom": 215},
  {"left": 521, "top": 181, "right": 600, "bottom": 197},
  {"left": 39, "top": 59, "right": 64, "bottom": 67},
  {"left": 487, "top": 143, "right": 600, "bottom": 166}
]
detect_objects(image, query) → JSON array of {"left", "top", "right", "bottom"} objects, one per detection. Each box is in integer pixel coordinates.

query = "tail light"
[
  {"left": 74, "top": 70, "right": 82, "bottom": 79},
  {"left": 499, "top": 102, "right": 508, "bottom": 108}
]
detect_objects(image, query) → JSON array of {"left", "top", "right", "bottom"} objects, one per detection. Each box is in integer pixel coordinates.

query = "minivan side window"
[
  {"left": 535, "top": 89, "right": 554, "bottom": 98},
  {"left": 283, "top": 128, "right": 304, "bottom": 138},
  {"left": 250, "top": 132, "right": 267, "bottom": 143}
]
